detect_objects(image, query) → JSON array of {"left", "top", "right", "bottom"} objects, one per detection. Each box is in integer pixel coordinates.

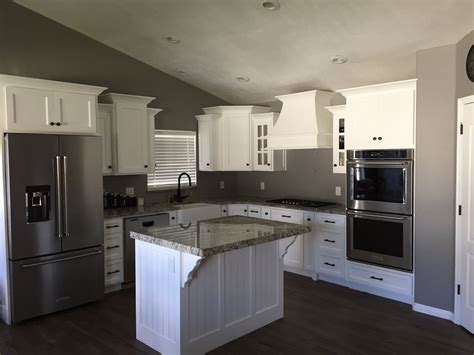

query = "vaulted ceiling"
[{"left": 14, "top": 0, "right": 474, "bottom": 104}]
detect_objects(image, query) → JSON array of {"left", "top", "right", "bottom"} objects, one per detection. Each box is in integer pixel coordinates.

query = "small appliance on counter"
[
  {"left": 103, "top": 192, "right": 138, "bottom": 209},
  {"left": 346, "top": 149, "right": 414, "bottom": 271}
]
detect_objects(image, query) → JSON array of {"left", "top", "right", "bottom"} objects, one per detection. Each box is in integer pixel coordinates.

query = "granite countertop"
[
  {"left": 104, "top": 197, "right": 346, "bottom": 219},
  {"left": 130, "top": 215, "right": 310, "bottom": 257}
]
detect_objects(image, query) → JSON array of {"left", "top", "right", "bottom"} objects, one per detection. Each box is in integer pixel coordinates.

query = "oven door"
[
  {"left": 347, "top": 160, "right": 413, "bottom": 215},
  {"left": 347, "top": 210, "right": 413, "bottom": 271}
]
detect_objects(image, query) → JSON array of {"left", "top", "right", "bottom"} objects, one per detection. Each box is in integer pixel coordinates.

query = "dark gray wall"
[
  {"left": 414, "top": 43, "right": 458, "bottom": 311},
  {"left": 0, "top": 0, "right": 237, "bottom": 203},
  {"left": 236, "top": 149, "right": 346, "bottom": 204}
]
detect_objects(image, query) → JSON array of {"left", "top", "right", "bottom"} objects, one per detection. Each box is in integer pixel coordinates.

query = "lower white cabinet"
[
  {"left": 227, "top": 204, "right": 248, "bottom": 216},
  {"left": 345, "top": 260, "right": 414, "bottom": 304},
  {"left": 104, "top": 218, "right": 124, "bottom": 293},
  {"left": 247, "top": 204, "right": 262, "bottom": 218},
  {"left": 303, "top": 212, "right": 317, "bottom": 274}
]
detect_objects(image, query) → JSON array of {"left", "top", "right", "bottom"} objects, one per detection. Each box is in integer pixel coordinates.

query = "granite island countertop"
[
  {"left": 104, "top": 197, "right": 346, "bottom": 219},
  {"left": 130, "top": 215, "right": 310, "bottom": 257}
]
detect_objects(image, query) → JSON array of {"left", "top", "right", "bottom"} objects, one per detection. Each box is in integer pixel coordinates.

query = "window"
[{"left": 147, "top": 130, "right": 197, "bottom": 191}]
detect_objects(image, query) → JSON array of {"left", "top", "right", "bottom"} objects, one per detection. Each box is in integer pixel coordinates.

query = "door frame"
[{"left": 454, "top": 95, "right": 474, "bottom": 325}]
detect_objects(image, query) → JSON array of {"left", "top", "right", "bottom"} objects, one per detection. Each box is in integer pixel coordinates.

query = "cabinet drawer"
[
  {"left": 261, "top": 207, "right": 271, "bottom": 219},
  {"left": 247, "top": 205, "right": 262, "bottom": 218},
  {"left": 271, "top": 208, "right": 304, "bottom": 224},
  {"left": 104, "top": 219, "right": 123, "bottom": 235},
  {"left": 228, "top": 204, "right": 248, "bottom": 216},
  {"left": 104, "top": 236, "right": 123, "bottom": 261},
  {"left": 318, "top": 253, "right": 344, "bottom": 278},
  {"left": 346, "top": 262, "right": 413, "bottom": 296},
  {"left": 317, "top": 213, "right": 345, "bottom": 232},
  {"left": 319, "top": 231, "right": 344, "bottom": 254},
  {"left": 105, "top": 260, "right": 123, "bottom": 286}
]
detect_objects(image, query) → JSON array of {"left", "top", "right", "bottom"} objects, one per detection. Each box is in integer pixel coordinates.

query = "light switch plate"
[
  {"left": 260, "top": 182, "right": 265, "bottom": 190},
  {"left": 220, "top": 181, "right": 225, "bottom": 189},
  {"left": 335, "top": 186, "right": 341, "bottom": 196},
  {"left": 126, "top": 187, "right": 135, "bottom": 195}
]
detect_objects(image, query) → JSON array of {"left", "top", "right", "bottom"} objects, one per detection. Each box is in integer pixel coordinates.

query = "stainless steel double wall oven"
[{"left": 346, "top": 149, "right": 414, "bottom": 271}]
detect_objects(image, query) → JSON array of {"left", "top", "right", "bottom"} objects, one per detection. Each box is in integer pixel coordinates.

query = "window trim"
[{"left": 147, "top": 129, "right": 197, "bottom": 192}]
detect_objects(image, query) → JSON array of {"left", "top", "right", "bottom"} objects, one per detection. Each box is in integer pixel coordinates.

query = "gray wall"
[{"left": 0, "top": 0, "right": 237, "bottom": 203}]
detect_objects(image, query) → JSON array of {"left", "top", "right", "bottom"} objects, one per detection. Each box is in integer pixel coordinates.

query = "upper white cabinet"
[
  {"left": 197, "top": 106, "right": 286, "bottom": 172},
  {"left": 325, "top": 105, "right": 346, "bottom": 174},
  {"left": 99, "top": 94, "right": 160, "bottom": 176},
  {"left": 338, "top": 79, "right": 416, "bottom": 150},
  {"left": 97, "top": 104, "right": 114, "bottom": 175},
  {"left": 251, "top": 113, "right": 286, "bottom": 171},
  {"left": 1, "top": 75, "right": 106, "bottom": 134}
]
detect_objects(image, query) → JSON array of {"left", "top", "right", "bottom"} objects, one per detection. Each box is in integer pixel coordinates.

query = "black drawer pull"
[
  {"left": 324, "top": 220, "right": 336, "bottom": 224},
  {"left": 324, "top": 239, "right": 336, "bottom": 243},
  {"left": 265, "top": 212, "right": 269, "bottom": 215},
  {"left": 244, "top": 209, "right": 247, "bottom": 212},
  {"left": 107, "top": 245, "right": 120, "bottom": 250},
  {"left": 171, "top": 216, "right": 176, "bottom": 220},
  {"left": 222, "top": 209, "right": 227, "bottom": 213},
  {"left": 106, "top": 225, "right": 120, "bottom": 229},
  {"left": 142, "top": 221, "right": 154, "bottom": 227},
  {"left": 370, "top": 276, "right": 384, "bottom": 281},
  {"left": 324, "top": 262, "right": 335, "bottom": 267},
  {"left": 307, "top": 218, "right": 311, "bottom": 222},
  {"left": 281, "top": 215, "right": 291, "bottom": 218},
  {"left": 107, "top": 270, "right": 120, "bottom": 275},
  {"left": 250, "top": 210, "right": 259, "bottom": 213}
]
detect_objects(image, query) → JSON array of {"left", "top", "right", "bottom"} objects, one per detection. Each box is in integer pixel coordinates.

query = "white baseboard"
[{"left": 412, "top": 303, "right": 454, "bottom": 321}]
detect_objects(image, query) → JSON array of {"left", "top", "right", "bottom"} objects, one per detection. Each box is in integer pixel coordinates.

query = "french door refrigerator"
[{"left": 5, "top": 134, "right": 104, "bottom": 322}]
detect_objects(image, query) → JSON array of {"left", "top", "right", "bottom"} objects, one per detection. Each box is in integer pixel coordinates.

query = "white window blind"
[{"left": 147, "top": 130, "right": 197, "bottom": 191}]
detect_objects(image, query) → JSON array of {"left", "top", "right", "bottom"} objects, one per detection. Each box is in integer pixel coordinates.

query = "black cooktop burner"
[{"left": 266, "top": 198, "right": 335, "bottom": 209}]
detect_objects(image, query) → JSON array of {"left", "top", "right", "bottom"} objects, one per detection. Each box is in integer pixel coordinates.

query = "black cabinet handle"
[
  {"left": 267, "top": 163, "right": 271, "bottom": 166},
  {"left": 107, "top": 270, "right": 120, "bottom": 275},
  {"left": 222, "top": 209, "right": 227, "bottom": 213},
  {"left": 370, "top": 276, "right": 384, "bottom": 281},
  {"left": 108, "top": 165, "right": 112, "bottom": 169},
  {"left": 56, "top": 122, "right": 61, "bottom": 126},
  {"left": 250, "top": 210, "right": 259, "bottom": 213},
  {"left": 107, "top": 245, "right": 120, "bottom": 250},
  {"left": 324, "top": 262, "right": 335, "bottom": 267},
  {"left": 265, "top": 212, "right": 269, "bottom": 215},
  {"left": 307, "top": 218, "right": 311, "bottom": 222},
  {"left": 171, "top": 216, "right": 175, "bottom": 220},
  {"left": 324, "top": 220, "right": 336, "bottom": 224},
  {"left": 49, "top": 122, "right": 55, "bottom": 126},
  {"left": 244, "top": 209, "right": 247, "bottom": 212},
  {"left": 206, "top": 163, "right": 210, "bottom": 166},
  {"left": 333, "top": 164, "right": 337, "bottom": 167},
  {"left": 372, "top": 137, "right": 377, "bottom": 140},
  {"left": 281, "top": 215, "right": 291, "bottom": 218},
  {"left": 378, "top": 137, "right": 382, "bottom": 140},
  {"left": 106, "top": 225, "right": 119, "bottom": 229},
  {"left": 324, "top": 239, "right": 335, "bottom": 243},
  {"left": 144, "top": 165, "right": 148, "bottom": 168},
  {"left": 246, "top": 163, "right": 250, "bottom": 166}
]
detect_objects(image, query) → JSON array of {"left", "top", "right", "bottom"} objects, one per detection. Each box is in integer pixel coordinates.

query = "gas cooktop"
[{"left": 266, "top": 198, "right": 336, "bottom": 209}]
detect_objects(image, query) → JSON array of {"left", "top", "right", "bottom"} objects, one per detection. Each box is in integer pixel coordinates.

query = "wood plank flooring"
[{"left": 0, "top": 273, "right": 472, "bottom": 354}]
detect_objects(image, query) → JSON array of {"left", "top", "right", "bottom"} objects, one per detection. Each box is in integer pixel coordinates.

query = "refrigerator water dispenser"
[{"left": 25, "top": 185, "right": 50, "bottom": 223}]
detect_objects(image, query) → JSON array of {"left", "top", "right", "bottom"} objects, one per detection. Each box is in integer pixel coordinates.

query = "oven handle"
[
  {"left": 347, "top": 211, "right": 408, "bottom": 221},
  {"left": 347, "top": 160, "right": 411, "bottom": 166}
]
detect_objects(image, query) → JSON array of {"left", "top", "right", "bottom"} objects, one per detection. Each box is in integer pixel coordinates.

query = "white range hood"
[{"left": 267, "top": 90, "right": 335, "bottom": 150}]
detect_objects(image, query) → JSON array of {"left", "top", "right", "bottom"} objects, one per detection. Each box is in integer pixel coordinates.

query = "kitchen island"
[{"left": 130, "top": 216, "right": 310, "bottom": 355}]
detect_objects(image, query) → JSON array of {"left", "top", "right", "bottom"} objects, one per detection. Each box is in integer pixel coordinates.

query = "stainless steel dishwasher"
[{"left": 123, "top": 213, "right": 170, "bottom": 285}]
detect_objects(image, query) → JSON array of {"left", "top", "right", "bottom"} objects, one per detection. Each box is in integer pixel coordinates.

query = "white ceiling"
[{"left": 14, "top": 0, "right": 474, "bottom": 104}]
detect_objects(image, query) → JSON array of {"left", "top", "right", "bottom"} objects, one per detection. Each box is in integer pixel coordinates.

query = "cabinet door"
[
  {"left": 222, "top": 114, "right": 251, "bottom": 170},
  {"left": 97, "top": 108, "right": 113, "bottom": 175},
  {"left": 197, "top": 118, "right": 213, "bottom": 171},
  {"left": 5, "top": 86, "right": 55, "bottom": 132},
  {"left": 377, "top": 90, "right": 415, "bottom": 148},
  {"left": 115, "top": 103, "right": 149, "bottom": 174},
  {"left": 227, "top": 204, "right": 248, "bottom": 216},
  {"left": 303, "top": 212, "right": 316, "bottom": 272},
  {"left": 346, "top": 95, "right": 379, "bottom": 150},
  {"left": 253, "top": 118, "right": 272, "bottom": 171},
  {"left": 53, "top": 92, "right": 96, "bottom": 134}
]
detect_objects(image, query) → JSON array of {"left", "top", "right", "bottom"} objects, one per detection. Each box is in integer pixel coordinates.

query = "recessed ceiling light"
[
  {"left": 166, "top": 36, "right": 180, "bottom": 44},
  {"left": 262, "top": 1, "right": 280, "bottom": 10},
  {"left": 177, "top": 70, "right": 188, "bottom": 75},
  {"left": 236, "top": 76, "right": 250, "bottom": 82},
  {"left": 329, "top": 55, "right": 348, "bottom": 64}
]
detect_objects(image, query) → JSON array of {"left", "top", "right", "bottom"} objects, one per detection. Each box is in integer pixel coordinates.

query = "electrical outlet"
[
  {"left": 125, "top": 187, "right": 135, "bottom": 196},
  {"left": 220, "top": 181, "right": 225, "bottom": 189},
  {"left": 335, "top": 186, "right": 341, "bottom": 196},
  {"left": 260, "top": 182, "right": 265, "bottom": 190}
]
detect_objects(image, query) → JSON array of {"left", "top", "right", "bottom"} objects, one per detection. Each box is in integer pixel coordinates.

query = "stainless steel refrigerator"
[{"left": 5, "top": 134, "right": 104, "bottom": 322}]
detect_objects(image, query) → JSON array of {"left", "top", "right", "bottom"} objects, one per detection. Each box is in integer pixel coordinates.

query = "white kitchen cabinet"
[
  {"left": 1, "top": 75, "right": 105, "bottom": 134},
  {"left": 303, "top": 212, "right": 317, "bottom": 275},
  {"left": 338, "top": 79, "right": 416, "bottom": 150},
  {"left": 200, "top": 106, "right": 270, "bottom": 171},
  {"left": 146, "top": 108, "right": 161, "bottom": 175},
  {"left": 247, "top": 205, "right": 262, "bottom": 218},
  {"left": 251, "top": 113, "right": 286, "bottom": 171},
  {"left": 104, "top": 218, "right": 124, "bottom": 293},
  {"left": 325, "top": 105, "right": 347, "bottom": 174},
  {"left": 227, "top": 204, "right": 248, "bottom": 216},
  {"left": 195, "top": 114, "right": 220, "bottom": 171},
  {"left": 100, "top": 93, "right": 158, "bottom": 175},
  {"left": 97, "top": 104, "right": 114, "bottom": 175}
]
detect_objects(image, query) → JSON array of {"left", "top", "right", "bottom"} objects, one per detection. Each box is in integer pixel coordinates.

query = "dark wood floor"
[{"left": 0, "top": 273, "right": 472, "bottom": 354}]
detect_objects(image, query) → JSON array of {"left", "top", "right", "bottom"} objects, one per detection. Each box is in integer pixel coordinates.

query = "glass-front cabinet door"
[{"left": 251, "top": 113, "right": 286, "bottom": 171}]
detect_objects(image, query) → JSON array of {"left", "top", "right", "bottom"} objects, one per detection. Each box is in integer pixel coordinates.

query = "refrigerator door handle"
[
  {"left": 62, "top": 156, "right": 69, "bottom": 238},
  {"left": 54, "top": 156, "right": 64, "bottom": 238},
  {"left": 21, "top": 250, "right": 102, "bottom": 269}
]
